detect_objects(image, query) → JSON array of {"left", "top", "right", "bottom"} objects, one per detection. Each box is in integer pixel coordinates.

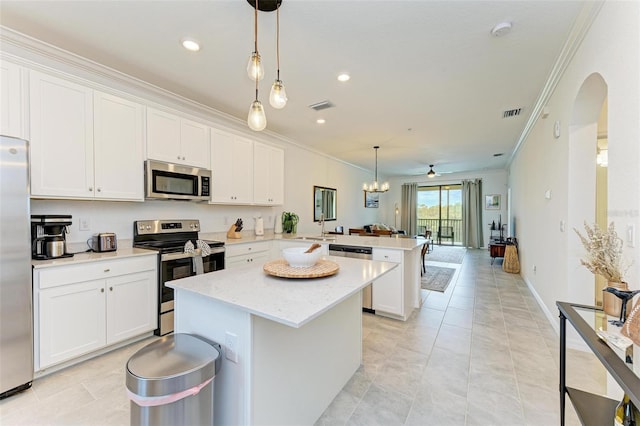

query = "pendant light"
[
  {"left": 427, "top": 165, "right": 436, "bottom": 178},
  {"left": 363, "top": 146, "right": 389, "bottom": 193},
  {"left": 247, "top": 0, "right": 266, "bottom": 131},
  {"left": 269, "top": 3, "right": 287, "bottom": 109},
  {"left": 246, "top": 0, "right": 264, "bottom": 81}
]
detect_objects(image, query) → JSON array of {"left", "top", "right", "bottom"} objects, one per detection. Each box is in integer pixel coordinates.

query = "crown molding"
[
  {"left": 507, "top": 1, "right": 605, "bottom": 167},
  {"left": 0, "top": 25, "right": 367, "bottom": 172}
]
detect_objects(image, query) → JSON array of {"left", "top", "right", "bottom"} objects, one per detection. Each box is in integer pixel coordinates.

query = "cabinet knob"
[
  {"left": 89, "top": 187, "right": 93, "bottom": 192},
  {"left": 177, "top": 155, "right": 181, "bottom": 160},
  {"left": 97, "top": 188, "right": 101, "bottom": 192},
  {"left": 100, "top": 288, "right": 105, "bottom": 293},
  {"left": 109, "top": 287, "right": 113, "bottom": 291}
]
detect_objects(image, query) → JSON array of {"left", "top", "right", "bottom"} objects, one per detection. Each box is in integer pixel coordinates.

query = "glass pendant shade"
[
  {"left": 269, "top": 80, "right": 288, "bottom": 109},
  {"left": 247, "top": 52, "right": 264, "bottom": 81},
  {"left": 247, "top": 100, "right": 267, "bottom": 131}
]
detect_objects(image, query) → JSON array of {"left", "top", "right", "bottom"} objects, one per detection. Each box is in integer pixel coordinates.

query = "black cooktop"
[{"left": 133, "top": 220, "right": 224, "bottom": 253}]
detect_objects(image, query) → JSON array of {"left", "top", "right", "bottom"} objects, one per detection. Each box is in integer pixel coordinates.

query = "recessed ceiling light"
[
  {"left": 490, "top": 22, "right": 512, "bottom": 37},
  {"left": 337, "top": 73, "right": 350, "bottom": 82},
  {"left": 316, "top": 118, "right": 326, "bottom": 124},
  {"left": 181, "top": 38, "right": 200, "bottom": 52}
]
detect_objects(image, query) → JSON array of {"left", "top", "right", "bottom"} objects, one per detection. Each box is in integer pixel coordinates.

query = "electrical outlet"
[
  {"left": 225, "top": 332, "right": 239, "bottom": 363},
  {"left": 79, "top": 217, "right": 91, "bottom": 231}
]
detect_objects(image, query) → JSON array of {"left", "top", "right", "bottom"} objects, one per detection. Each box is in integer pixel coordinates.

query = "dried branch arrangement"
[{"left": 574, "top": 221, "right": 630, "bottom": 282}]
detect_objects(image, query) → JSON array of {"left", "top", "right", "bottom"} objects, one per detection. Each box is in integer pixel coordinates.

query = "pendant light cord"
[
  {"left": 375, "top": 147, "right": 379, "bottom": 183},
  {"left": 276, "top": 5, "right": 280, "bottom": 81},
  {"left": 254, "top": 0, "right": 259, "bottom": 101}
]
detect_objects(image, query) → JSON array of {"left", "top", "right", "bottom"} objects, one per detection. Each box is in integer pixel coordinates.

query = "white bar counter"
[{"left": 168, "top": 255, "right": 397, "bottom": 426}]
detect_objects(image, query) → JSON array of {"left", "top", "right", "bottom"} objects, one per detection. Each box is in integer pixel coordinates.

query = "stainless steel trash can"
[{"left": 126, "top": 334, "right": 222, "bottom": 426}]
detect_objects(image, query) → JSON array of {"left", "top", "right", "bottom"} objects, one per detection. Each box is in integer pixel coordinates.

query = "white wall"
[
  {"left": 386, "top": 169, "right": 508, "bottom": 246},
  {"left": 508, "top": 1, "right": 640, "bottom": 326}
]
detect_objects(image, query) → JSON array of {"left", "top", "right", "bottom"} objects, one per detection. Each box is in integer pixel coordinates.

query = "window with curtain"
[{"left": 417, "top": 184, "right": 462, "bottom": 244}]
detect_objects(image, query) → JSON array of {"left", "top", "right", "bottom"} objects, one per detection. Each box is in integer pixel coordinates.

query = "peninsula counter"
[{"left": 168, "top": 255, "right": 397, "bottom": 425}]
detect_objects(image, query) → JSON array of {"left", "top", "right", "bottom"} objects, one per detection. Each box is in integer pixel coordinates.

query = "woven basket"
[{"left": 621, "top": 299, "right": 640, "bottom": 345}]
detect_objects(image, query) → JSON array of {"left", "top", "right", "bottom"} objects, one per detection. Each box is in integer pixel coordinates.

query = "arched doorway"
[{"left": 567, "top": 73, "right": 608, "bottom": 306}]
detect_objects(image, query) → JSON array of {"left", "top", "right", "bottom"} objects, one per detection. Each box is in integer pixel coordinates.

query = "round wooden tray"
[{"left": 263, "top": 259, "right": 339, "bottom": 279}]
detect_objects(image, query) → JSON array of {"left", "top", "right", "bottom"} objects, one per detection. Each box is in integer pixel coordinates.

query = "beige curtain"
[
  {"left": 462, "top": 179, "right": 483, "bottom": 248},
  {"left": 400, "top": 183, "right": 418, "bottom": 236}
]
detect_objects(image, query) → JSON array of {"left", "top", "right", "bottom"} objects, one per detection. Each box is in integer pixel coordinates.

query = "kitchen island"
[{"left": 168, "top": 255, "right": 397, "bottom": 426}]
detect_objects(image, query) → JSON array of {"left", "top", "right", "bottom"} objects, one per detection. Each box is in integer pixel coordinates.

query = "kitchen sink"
[{"left": 295, "top": 236, "right": 336, "bottom": 242}]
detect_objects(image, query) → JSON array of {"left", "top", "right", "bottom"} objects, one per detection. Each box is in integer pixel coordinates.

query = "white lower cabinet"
[
  {"left": 225, "top": 241, "right": 271, "bottom": 269},
  {"left": 372, "top": 248, "right": 404, "bottom": 317},
  {"left": 34, "top": 255, "right": 157, "bottom": 370}
]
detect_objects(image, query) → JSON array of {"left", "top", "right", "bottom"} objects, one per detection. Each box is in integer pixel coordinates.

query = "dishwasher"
[{"left": 328, "top": 244, "right": 374, "bottom": 312}]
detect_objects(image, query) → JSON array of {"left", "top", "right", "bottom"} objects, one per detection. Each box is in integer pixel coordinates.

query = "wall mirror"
[{"left": 313, "top": 186, "right": 337, "bottom": 222}]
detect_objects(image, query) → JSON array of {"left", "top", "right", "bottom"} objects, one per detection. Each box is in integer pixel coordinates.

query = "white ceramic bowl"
[{"left": 282, "top": 247, "right": 322, "bottom": 268}]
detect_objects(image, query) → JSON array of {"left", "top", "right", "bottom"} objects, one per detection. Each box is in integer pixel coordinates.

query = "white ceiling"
[{"left": 0, "top": 0, "right": 587, "bottom": 178}]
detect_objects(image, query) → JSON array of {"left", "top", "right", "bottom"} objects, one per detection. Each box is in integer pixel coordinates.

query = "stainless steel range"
[{"left": 133, "top": 219, "right": 225, "bottom": 335}]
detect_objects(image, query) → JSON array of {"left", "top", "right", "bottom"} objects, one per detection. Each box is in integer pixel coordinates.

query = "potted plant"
[
  {"left": 575, "top": 221, "right": 632, "bottom": 317},
  {"left": 282, "top": 212, "right": 299, "bottom": 234}
]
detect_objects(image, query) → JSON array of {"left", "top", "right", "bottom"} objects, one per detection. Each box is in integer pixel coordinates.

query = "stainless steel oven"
[{"left": 133, "top": 220, "right": 225, "bottom": 335}]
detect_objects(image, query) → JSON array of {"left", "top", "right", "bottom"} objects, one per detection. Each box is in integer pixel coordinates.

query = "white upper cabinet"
[
  {"left": 0, "top": 60, "right": 25, "bottom": 138},
  {"left": 210, "top": 127, "right": 284, "bottom": 206},
  {"left": 93, "top": 91, "right": 144, "bottom": 200},
  {"left": 29, "top": 71, "right": 144, "bottom": 201},
  {"left": 30, "top": 71, "right": 95, "bottom": 198},
  {"left": 253, "top": 141, "right": 284, "bottom": 205},
  {"left": 210, "top": 128, "right": 253, "bottom": 204},
  {"left": 147, "top": 107, "right": 210, "bottom": 169}
]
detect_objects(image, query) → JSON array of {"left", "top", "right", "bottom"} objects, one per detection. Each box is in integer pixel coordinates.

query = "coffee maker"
[{"left": 31, "top": 215, "right": 74, "bottom": 260}]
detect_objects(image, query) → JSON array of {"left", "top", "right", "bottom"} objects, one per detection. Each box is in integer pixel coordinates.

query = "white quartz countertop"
[
  {"left": 31, "top": 247, "right": 157, "bottom": 269},
  {"left": 200, "top": 231, "right": 425, "bottom": 250},
  {"left": 168, "top": 255, "right": 397, "bottom": 328}
]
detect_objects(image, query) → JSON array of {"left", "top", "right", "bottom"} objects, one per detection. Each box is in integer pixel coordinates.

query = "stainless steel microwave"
[{"left": 145, "top": 160, "right": 211, "bottom": 201}]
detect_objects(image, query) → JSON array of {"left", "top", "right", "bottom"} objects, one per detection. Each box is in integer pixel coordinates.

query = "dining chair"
[{"left": 438, "top": 226, "right": 454, "bottom": 245}]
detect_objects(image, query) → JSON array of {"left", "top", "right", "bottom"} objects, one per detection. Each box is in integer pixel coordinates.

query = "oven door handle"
[{"left": 160, "top": 247, "right": 225, "bottom": 262}]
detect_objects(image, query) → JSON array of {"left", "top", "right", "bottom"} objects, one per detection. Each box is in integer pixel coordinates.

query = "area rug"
[
  {"left": 421, "top": 266, "right": 456, "bottom": 292},
  {"left": 426, "top": 245, "right": 466, "bottom": 264}
]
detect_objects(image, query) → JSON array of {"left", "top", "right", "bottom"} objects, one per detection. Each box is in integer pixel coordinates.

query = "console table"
[{"left": 557, "top": 302, "right": 639, "bottom": 426}]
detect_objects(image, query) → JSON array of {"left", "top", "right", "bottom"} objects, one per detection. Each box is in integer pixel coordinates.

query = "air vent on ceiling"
[
  {"left": 503, "top": 108, "right": 522, "bottom": 118},
  {"left": 308, "top": 100, "right": 335, "bottom": 111}
]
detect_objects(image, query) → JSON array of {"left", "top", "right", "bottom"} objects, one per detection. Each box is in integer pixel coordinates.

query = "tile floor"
[{"left": 0, "top": 248, "right": 606, "bottom": 425}]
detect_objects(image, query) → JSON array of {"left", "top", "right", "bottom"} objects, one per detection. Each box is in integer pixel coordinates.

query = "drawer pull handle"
[{"left": 104, "top": 269, "right": 110, "bottom": 272}]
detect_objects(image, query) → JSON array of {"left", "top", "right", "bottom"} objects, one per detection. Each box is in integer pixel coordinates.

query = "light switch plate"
[
  {"left": 554, "top": 121, "right": 561, "bottom": 138},
  {"left": 225, "top": 332, "right": 239, "bottom": 363}
]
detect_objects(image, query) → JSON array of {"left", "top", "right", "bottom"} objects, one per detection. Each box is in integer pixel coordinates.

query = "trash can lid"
[{"left": 126, "top": 333, "right": 221, "bottom": 397}]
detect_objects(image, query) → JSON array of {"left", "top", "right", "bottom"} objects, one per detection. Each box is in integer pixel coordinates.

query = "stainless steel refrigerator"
[{"left": 0, "top": 135, "right": 33, "bottom": 398}]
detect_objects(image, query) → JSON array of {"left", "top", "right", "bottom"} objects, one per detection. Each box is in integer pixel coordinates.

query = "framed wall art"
[
  {"left": 485, "top": 194, "right": 501, "bottom": 210},
  {"left": 364, "top": 191, "right": 379, "bottom": 208}
]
